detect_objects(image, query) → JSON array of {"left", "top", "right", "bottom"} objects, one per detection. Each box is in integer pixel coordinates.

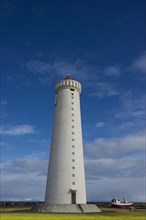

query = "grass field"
[{"left": 0, "top": 208, "right": 146, "bottom": 220}]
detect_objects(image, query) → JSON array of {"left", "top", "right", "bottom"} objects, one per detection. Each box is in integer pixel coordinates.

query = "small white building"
[{"left": 45, "top": 75, "right": 86, "bottom": 205}]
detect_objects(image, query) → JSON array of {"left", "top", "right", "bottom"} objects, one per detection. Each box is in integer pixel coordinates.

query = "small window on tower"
[
  {"left": 72, "top": 174, "right": 75, "bottom": 177},
  {"left": 72, "top": 166, "right": 75, "bottom": 169},
  {"left": 72, "top": 159, "right": 75, "bottom": 162},
  {"left": 72, "top": 145, "right": 75, "bottom": 148},
  {"left": 72, "top": 102, "right": 74, "bottom": 105},
  {"left": 72, "top": 152, "right": 75, "bottom": 155},
  {"left": 70, "top": 89, "right": 75, "bottom": 91},
  {"left": 72, "top": 182, "right": 75, "bottom": 185},
  {"left": 71, "top": 93, "right": 74, "bottom": 95}
]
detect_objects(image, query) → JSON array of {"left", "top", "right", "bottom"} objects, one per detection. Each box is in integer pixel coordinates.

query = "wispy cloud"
[
  {"left": 84, "top": 131, "right": 145, "bottom": 201},
  {"left": 128, "top": 51, "right": 146, "bottom": 73},
  {"left": 86, "top": 177, "right": 145, "bottom": 202},
  {"left": 1, "top": 153, "right": 47, "bottom": 201},
  {"left": 11, "top": 51, "right": 144, "bottom": 89},
  {"left": 88, "top": 82, "right": 121, "bottom": 98},
  {"left": 107, "top": 90, "right": 145, "bottom": 136},
  {"left": 1, "top": 132, "right": 145, "bottom": 201},
  {"left": 96, "top": 122, "right": 105, "bottom": 128},
  {"left": 0, "top": 98, "right": 7, "bottom": 106},
  {"left": 85, "top": 157, "right": 144, "bottom": 179},
  {"left": 25, "top": 60, "right": 122, "bottom": 85},
  {"left": 25, "top": 59, "right": 99, "bottom": 83},
  {"left": 115, "top": 110, "right": 145, "bottom": 119},
  {"left": 84, "top": 132, "right": 145, "bottom": 160},
  {"left": 0, "top": 98, "right": 8, "bottom": 120},
  {"left": 103, "top": 65, "right": 121, "bottom": 76},
  {"left": 0, "top": 124, "right": 36, "bottom": 136},
  {"left": 116, "top": 91, "right": 145, "bottom": 119}
]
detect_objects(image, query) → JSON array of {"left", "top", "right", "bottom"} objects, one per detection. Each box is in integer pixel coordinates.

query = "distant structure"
[{"left": 45, "top": 75, "right": 86, "bottom": 204}]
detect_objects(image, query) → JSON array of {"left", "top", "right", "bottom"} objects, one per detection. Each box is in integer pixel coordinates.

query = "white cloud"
[
  {"left": 1, "top": 131, "right": 145, "bottom": 201},
  {"left": 119, "top": 91, "right": 145, "bottom": 111},
  {"left": 1, "top": 154, "right": 48, "bottom": 201},
  {"left": 115, "top": 110, "right": 145, "bottom": 119},
  {"left": 84, "top": 132, "right": 145, "bottom": 159},
  {"left": 25, "top": 59, "right": 99, "bottom": 83},
  {"left": 115, "top": 121, "right": 136, "bottom": 130},
  {"left": 26, "top": 60, "right": 51, "bottom": 75},
  {"left": 0, "top": 124, "right": 36, "bottom": 136},
  {"left": 84, "top": 131, "right": 145, "bottom": 201},
  {"left": 88, "top": 82, "right": 121, "bottom": 98},
  {"left": 128, "top": 51, "right": 146, "bottom": 73},
  {"left": 96, "top": 122, "right": 105, "bottom": 128},
  {"left": 115, "top": 92, "right": 145, "bottom": 123},
  {"left": 86, "top": 177, "right": 145, "bottom": 202},
  {"left": 103, "top": 65, "right": 121, "bottom": 76},
  {"left": 85, "top": 157, "right": 144, "bottom": 180}
]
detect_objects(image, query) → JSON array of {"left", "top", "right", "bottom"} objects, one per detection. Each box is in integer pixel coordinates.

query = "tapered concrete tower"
[{"left": 45, "top": 75, "right": 86, "bottom": 205}]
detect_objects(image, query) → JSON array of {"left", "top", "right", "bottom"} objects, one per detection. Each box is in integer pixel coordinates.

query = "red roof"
[{"left": 64, "top": 74, "right": 72, "bottom": 80}]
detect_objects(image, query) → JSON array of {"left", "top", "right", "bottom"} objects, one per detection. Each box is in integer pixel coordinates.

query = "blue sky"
[{"left": 0, "top": 0, "right": 145, "bottom": 202}]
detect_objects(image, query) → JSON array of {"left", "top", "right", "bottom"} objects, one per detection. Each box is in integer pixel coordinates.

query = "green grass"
[{"left": 0, "top": 210, "right": 146, "bottom": 220}]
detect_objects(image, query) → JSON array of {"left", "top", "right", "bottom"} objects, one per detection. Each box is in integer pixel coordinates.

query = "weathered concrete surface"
[
  {"left": 32, "top": 204, "right": 101, "bottom": 213},
  {"left": 79, "top": 204, "right": 101, "bottom": 213}
]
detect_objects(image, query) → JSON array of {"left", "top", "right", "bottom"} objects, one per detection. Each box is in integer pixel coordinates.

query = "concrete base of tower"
[{"left": 32, "top": 203, "right": 101, "bottom": 213}]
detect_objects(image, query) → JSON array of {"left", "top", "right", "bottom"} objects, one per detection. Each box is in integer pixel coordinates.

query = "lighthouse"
[
  {"left": 45, "top": 75, "right": 86, "bottom": 205},
  {"left": 33, "top": 75, "right": 101, "bottom": 212}
]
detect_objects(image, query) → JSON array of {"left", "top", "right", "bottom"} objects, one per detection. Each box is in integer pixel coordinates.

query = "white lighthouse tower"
[
  {"left": 45, "top": 75, "right": 86, "bottom": 205},
  {"left": 33, "top": 75, "right": 101, "bottom": 212}
]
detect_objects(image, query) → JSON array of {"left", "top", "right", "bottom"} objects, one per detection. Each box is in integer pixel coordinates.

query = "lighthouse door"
[{"left": 71, "top": 191, "right": 76, "bottom": 204}]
